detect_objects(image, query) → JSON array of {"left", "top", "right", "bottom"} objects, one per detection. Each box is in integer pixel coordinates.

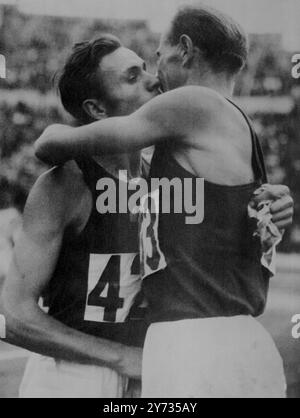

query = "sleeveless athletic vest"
[
  {"left": 44, "top": 158, "right": 148, "bottom": 347},
  {"left": 140, "top": 100, "right": 269, "bottom": 323}
]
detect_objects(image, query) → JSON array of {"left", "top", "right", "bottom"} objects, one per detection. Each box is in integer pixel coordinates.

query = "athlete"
[
  {"left": 0, "top": 35, "right": 161, "bottom": 398},
  {"left": 35, "top": 7, "right": 294, "bottom": 398}
]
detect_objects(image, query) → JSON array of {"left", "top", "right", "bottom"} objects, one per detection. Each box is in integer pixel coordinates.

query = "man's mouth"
[
  {"left": 153, "top": 86, "right": 163, "bottom": 97},
  {"left": 157, "top": 74, "right": 166, "bottom": 93},
  {"left": 156, "top": 81, "right": 165, "bottom": 94}
]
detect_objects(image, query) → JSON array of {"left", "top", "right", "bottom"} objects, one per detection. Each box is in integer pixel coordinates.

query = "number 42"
[{"left": 85, "top": 253, "right": 140, "bottom": 323}]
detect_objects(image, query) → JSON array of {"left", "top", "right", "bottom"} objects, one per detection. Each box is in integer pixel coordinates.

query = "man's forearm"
[
  {"left": 35, "top": 117, "right": 142, "bottom": 164},
  {"left": 35, "top": 111, "right": 165, "bottom": 165},
  {"left": 2, "top": 299, "right": 125, "bottom": 371}
]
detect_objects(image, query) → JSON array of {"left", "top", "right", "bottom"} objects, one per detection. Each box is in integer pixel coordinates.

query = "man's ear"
[
  {"left": 178, "top": 34, "right": 194, "bottom": 67},
  {"left": 82, "top": 99, "right": 107, "bottom": 121}
]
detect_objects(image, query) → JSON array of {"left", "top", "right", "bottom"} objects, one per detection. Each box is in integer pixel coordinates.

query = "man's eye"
[{"left": 128, "top": 75, "right": 138, "bottom": 83}]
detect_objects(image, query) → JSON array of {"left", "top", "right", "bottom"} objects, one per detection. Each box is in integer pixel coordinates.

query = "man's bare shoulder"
[
  {"left": 33, "top": 161, "right": 88, "bottom": 204},
  {"left": 24, "top": 161, "right": 91, "bottom": 232},
  {"left": 167, "top": 87, "right": 251, "bottom": 136},
  {"left": 144, "top": 86, "right": 227, "bottom": 129},
  {"left": 42, "top": 161, "right": 87, "bottom": 193},
  {"left": 160, "top": 86, "right": 225, "bottom": 110}
]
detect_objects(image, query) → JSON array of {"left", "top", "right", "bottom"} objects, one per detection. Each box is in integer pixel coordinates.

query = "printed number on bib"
[
  {"left": 140, "top": 189, "right": 167, "bottom": 279},
  {"left": 85, "top": 253, "right": 141, "bottom": 323}
]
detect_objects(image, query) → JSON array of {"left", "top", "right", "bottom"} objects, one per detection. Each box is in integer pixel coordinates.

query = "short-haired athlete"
[
  {"left": 36, "top": 7, "right": 294, "bottom": 398},
  {"left": 1, "top": 36, "right": 161, "bottom": 398}
]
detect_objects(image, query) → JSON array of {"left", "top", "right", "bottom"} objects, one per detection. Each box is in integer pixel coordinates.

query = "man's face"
[
  {"left": 98, "top": 47, "right": 161, "bottom": 117},
  {"left": 156, "top": 33, "right": 186, "bottom": 92}
]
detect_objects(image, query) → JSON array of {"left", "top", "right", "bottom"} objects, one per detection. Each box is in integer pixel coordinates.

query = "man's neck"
[{"left": 185, "top": 70, "right": 235, "bottom": 98}]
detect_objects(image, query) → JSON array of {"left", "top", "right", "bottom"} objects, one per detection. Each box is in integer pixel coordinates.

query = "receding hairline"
[
  {"left": 165, "top": 5, "right": 248, "bottom": 76},
  {"left": 167, "top": 4, "right": 247, "bottom": 37}
]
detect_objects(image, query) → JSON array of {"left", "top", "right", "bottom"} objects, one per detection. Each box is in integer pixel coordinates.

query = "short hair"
[
  {"left": 57, "top": 35, "right": 121, "bottom": 123},
  {"left": 167, "top": 5, "right": 248, "bottom": 75}
]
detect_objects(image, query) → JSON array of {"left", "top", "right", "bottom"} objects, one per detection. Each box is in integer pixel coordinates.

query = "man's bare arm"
[
  {"left": 0, "top": 165, "right": 142, "bottom": 379},
  {"left": 34, "top": 85, "right": 294, "bottom": 232},
  {"left": 35, "top": 86, "right": 214, "bottom": 165}
]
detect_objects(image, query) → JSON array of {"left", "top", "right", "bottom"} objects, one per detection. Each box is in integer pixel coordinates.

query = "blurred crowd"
[
  {"left": 0, "top": 4, "right": 300, "bottom": 251},
  {"left": 0, "top": 99, "right": 62, "bottom": 210}
]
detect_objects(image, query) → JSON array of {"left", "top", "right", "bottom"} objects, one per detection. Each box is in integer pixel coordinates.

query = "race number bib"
[
  {"left": 140, "top": 188, "right": 167, "bottom": 279},
  {"left": 84, "top": 253, "right": 141, "bottom": 323}
]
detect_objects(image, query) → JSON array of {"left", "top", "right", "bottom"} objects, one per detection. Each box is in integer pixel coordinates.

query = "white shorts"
[
  {"left": 142, "top": 316, "right": 286, "bottom": 398},
  {"left": 19, "top": 354, "right": 128, "bottom": 398}
]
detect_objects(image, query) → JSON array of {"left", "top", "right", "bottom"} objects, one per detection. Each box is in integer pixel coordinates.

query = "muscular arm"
[
  {"left": 35, "top": 86, "right": 213, "bottom": 165},
  {"left": 0, "top": 164, "right": 142, "bottom": 378},
  {"left": 35, "top": 86, "right": 294, "bottom": 232}
]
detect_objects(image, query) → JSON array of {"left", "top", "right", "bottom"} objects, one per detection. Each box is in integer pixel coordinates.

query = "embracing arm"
[
  {"left": 35, "top": 87, "right": 212, "bottom": 165},
  {"left": 34, "top": 86, "right": 294, "bottom": 232},
  {"left": 0, "top": 166, "right": 142, "bottom": 378}
]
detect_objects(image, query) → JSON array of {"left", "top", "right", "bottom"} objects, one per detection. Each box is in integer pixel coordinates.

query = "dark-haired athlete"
[
  {"left": 1, "top": 35, "right": 161, "bottom": 398},
  {"left": 36, "top": 7, "right": 293, "bottom": 398}
]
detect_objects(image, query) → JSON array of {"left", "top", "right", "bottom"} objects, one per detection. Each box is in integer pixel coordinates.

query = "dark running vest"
[
  {"left": 43, "top": 158, "right": 148, "bottom": 347},
  {"left": 140, "top": 99, "right": 269, "bottom": 323}
]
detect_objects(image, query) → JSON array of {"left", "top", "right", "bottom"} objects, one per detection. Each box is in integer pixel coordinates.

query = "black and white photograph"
[{"left": 0, "top": 0, "right": 299, "bottom": 400}]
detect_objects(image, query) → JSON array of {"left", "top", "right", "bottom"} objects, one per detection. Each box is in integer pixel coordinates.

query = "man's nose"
[{"left": 147, "top": 74, "right": 161, "bottom": 92}]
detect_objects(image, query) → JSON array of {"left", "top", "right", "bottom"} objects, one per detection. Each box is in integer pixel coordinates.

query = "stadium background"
[{"left": 0, "top": 0, "right": 299, "bottom": 398}]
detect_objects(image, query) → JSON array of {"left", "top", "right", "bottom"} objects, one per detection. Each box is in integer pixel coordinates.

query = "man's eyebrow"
[{"left": 123, "top": 62, "right": 146, "bottom": 74}]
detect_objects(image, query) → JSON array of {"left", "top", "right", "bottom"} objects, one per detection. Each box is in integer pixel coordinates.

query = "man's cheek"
[
  {"left": 128, "top": 90, "right": 149, "bottom": 111},
  {"left": 120, "top": 97, "right": 142, "bottom": 115},
  {"left": 112, "top": 88, "right": 137, "bottom": 115}
]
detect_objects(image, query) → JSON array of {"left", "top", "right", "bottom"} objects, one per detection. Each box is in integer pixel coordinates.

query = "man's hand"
[
  {"left": 250, "top": 184, "right": 294, "bottom": 230},
  {"left": 125, "top": 380, "right": 142, "bottom": 399},
  {"left": 35, "top": 124, "right": 75, "bottom": 166},
  {"left": 117, "top": 346, "right": 143, "bottom": 380}
]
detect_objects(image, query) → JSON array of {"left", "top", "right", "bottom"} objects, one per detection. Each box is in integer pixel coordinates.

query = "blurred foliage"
[{"left": 0, "top": 4, "right": 299, "bottom": 250}]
